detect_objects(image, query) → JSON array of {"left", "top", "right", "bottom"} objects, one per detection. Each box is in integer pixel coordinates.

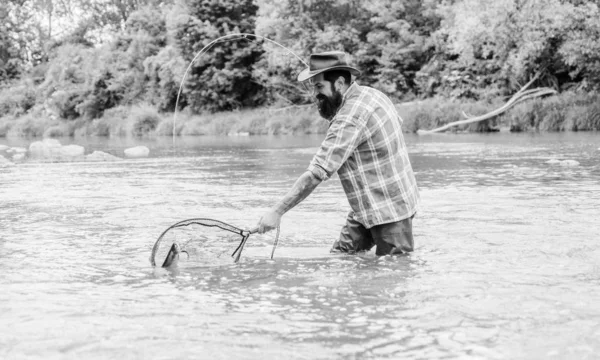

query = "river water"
[{"left": 1, "top": 133, "right": 599, "bottom": 359}]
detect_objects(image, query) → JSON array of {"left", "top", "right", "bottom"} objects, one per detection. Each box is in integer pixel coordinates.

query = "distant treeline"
[{"left": 1, "top": 0, "right": 600, "bottom": 135}]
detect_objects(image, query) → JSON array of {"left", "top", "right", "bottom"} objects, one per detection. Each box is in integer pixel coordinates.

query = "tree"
[
  {"left": 427, "top": 0, "right": 600, "bottom": 97},
  {"left": 0, "top": 16, "right": 21, "bottom": 83},
  {"left": 559, "top": 1, "right": 600, "bottom": 89},
  {"left": 0, "top": 1, "right": 34, "bottom": 82},
  {"left": 172, "top": 0, "right": 266, "bottom": 112},
  {"left": 255, "top": 0, "right": 441, "bottom": 101},
  {"left": 357, "top": 0, "right": 440, "bottom": 99}
]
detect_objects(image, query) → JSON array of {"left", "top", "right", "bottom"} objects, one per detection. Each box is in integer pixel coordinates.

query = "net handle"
[
  {"left": 270, "top": 226, "right": 280, "bottom": 259},
  {"left": 231, "top": 226, "right": 281, "bottom": 262},
  {"left": 231, "top": 230, "right": 251, "bottom": 263}
]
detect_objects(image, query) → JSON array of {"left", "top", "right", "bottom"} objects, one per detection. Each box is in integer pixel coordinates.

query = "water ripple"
[{"left": 1, "top": 133, "right": 599, "bottom": 359}]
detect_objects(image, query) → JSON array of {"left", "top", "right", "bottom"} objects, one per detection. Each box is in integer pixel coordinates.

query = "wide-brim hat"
[{"left": 297, "top": 51, "right": 361, "bottom": 82}]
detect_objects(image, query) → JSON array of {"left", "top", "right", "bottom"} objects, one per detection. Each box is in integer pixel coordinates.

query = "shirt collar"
[
  {"left": 342, "top": 81, "right": 359, "bottom": 104},
  {"left": 327, "top": 82, "right": 359, "bottom": 123}
]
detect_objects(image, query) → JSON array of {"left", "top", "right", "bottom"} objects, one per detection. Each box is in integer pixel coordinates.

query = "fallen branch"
[{"left": 418, "top": 73, "right": 557, "bottom": 134}]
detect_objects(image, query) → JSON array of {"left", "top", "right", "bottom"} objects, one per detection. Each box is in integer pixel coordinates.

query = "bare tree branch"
[{"left": 418, "top": 80, "right": 556, "bottom": 134}]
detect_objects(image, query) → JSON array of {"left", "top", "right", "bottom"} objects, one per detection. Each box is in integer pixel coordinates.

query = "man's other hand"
[{"left": 256, "top": 209, "right": 282, "bottom": 234}]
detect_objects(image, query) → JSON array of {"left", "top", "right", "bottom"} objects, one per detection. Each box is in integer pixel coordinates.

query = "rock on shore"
[
  {"left": 0, "top": 154, "right": 13, "bottom": 166},
  {"left": 29, "top": 139, "right": 86, "bottom": 161},
  {"left": 124, "top": 146, "right": 150, "bottom": 158},
  {"left": 7, "top": 147, "right": 27, "bottom": 154},
  {"left": 0, "top": 140, "right": 154, "bottom": 163},
  {"left": 0, "top": 139, "right": 126, "bottom": 163},
  {"left": 85, "top": 151, "right": 123, "bottom": 162}
]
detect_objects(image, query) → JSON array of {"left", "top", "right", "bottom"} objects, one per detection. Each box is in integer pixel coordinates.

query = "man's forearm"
[{"left": 273, "top": 171, "right": 322, "bottom": 214}]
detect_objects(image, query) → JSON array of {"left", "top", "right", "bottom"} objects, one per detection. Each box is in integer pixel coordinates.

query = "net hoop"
[
  {"left": 150, "top": 218, "right": 280, "bottom": 267},
  {"left": 150, "top": 218, "right": 250, "bottom": 267}
]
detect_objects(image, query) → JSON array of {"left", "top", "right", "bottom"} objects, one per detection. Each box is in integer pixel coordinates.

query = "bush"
[
  {"left": 265, "top": 117, "right": 283, "bottom": 135},
  {"left": 247, "top": 113, "right": 268, "bottom": 134},
  {"left": 506, "top": 102, "right": 535, "bottom": 132},
  {"left": 172, "top": 107, "right": 323, "bottom": 136},
  {"left": 96, "top": 105, "right": 129, "bottom": 136},
  {"left": 8, "top": 108, "right": 55, "bottom": 137},
  {"left": 0, "top": 81, "right": 37, "bottom": 117},
  {"left": 43, "top": 125, "right": 68, "bottom": 138},
  {"left": 180, "top": 117, "right": 209, "bottom": 136},
  {"left": 504, "top": 91, "right": 600, "bottom": 131},
  {"left": 1, "top": 90, "right": 597, "bottom": 137},
  {"left": 87, "top": 118, "right": 112, "bottom": 136},
  {"left": 395, "top": 92, "right": 600, "bottom": 132},
  {"left": 128, "top": 104, "right": 161, "bottom": 136},
  {"left": 587, "top": 103, "right": 600, "bottom": 130},
  {"left": 208, "top": 113, "right": 237, "bottom": 136},
  {"left": 563, "top": 102, "right": 600, "bottom": 131},
  {"left": 156, "top": 111, "right": 187, "bottom": 136},
  {"left": 263, "top": 107, "right": 323, "bottom": 135},
  {"left": 396, "top": 97, "right": 487, "bottom": 132},
  {"left": 48, "top": 89, "right": 83, "bottom": 119},
  {"left": 0, "top": 115, "right": 15, "bottom": 137}
]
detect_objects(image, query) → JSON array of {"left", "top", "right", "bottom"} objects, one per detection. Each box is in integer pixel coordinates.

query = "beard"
[{"left": 316, "top": 89, "right": 343, "bottom": 120}]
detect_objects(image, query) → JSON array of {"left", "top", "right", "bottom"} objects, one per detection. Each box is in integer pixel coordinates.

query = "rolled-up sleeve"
[{"left": 308, "top": 114, "right": 364, "bottom": 181}]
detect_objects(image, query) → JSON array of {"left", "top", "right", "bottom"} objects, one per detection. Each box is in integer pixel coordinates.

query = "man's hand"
[
  {"left": 252, "top": 171, "right": 322, "bottom": 234},
  {"left": 256, "top": 208, "right": 283, "bottom": 234}
]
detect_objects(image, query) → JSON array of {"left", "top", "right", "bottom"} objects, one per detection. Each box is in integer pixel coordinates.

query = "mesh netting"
[{"left": 150, "top": 218, "right": 251, "bottom": 267}]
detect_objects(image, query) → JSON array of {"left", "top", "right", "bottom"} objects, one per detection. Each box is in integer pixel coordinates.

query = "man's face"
[{"left": 309, "top": 73, "right": 343, "bottom": 120}]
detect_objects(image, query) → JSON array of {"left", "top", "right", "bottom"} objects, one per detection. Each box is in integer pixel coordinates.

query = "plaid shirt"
[{"left": 308, "top": 82, "right": 420, "bottom": 228}]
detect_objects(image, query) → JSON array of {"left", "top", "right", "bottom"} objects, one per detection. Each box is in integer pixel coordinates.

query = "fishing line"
[
  {"left": 156, "top": 34, "right": 299, "bottom": 266},
  {"left": 172, "top": 33, "right": 308, "bottom": 143}
]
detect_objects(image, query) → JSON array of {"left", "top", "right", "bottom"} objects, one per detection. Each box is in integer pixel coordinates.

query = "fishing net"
[{"left": 150, "top": 218, "right": 280, "bottom": 267}]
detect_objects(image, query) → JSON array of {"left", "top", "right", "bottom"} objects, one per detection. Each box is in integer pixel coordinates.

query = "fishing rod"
[{"left": 172, "top": 33, "right": 308, "bottom": 143}]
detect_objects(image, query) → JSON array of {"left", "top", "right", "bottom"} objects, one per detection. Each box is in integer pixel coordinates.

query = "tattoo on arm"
[{"left": 274, "top": 171, "right": 322, "bottom": 214}]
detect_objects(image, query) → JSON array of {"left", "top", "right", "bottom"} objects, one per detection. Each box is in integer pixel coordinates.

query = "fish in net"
[{"left": 150, "top": 218, "right": 280, "bottom": 267}]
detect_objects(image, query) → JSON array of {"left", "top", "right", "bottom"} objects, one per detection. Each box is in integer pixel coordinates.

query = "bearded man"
[{"left": 255, "top": 51, "right": 420, "bottom": 256}]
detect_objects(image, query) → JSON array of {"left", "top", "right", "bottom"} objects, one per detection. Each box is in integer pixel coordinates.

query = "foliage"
[
  {"left": 143, "top": 45, "right": 187, "bottom": 111},
  {"left": 358, "top": 0, "right": 440, "bottom": 99},
  {"left": 428, "top": 0, "right": 600, "bottom": 98},
  {"left": 396, "top": 97, "right": 502, "bottom": 132},
  {"left": 0, "top": 115, "right": 15, "bottom": 137},
  {"left": 506, "top": 91, "right": 600, "bottom": 131},
  {"left": 0, "top": 1, "right": 29, "bottom": 82},
  {"left": 38, "top": 44, "right": 100, "bottom": 119},
  {"left": 2, "top": 0, "right": 600, "bottom": 135},
  {"left": 255, "top": 0, "right": 441, "bottom": 101},
  {"left": 35, "top": 5, "right": 170, "bottom": 123},
  {"left": 173, "top": 106, "right": 325, "bottom": 135},
  {"left": 559, "top": 2, "right": 600, "bottom": 90},
  {"left": 128, "top": 103, "right": 161, "bottom": 136},
  {"left": 171, "top": 0, "right": 266, "bottom": 112},
  {"left": 0, "top": 80, "right": 37, "bottom": 117},
  {"left": 96, "top": 105, "right": 130, "bottom": 136},
  {"left": 7, "top": 106, "right": 55, "bottom": 137}
]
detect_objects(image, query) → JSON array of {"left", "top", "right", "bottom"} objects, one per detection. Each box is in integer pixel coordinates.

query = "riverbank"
[{"left": 0, "top": 91, "right": 598, "bottom": 138}]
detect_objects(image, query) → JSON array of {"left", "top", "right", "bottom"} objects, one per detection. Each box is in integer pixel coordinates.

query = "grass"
[
  {"left": 505, "top": 91, "right": 600, "bottom": 131},
  {"left": 396, "top": 97, "right": 505, "bottom": 133},
  {"left": 157, "top": 106, "right": 325, "bottom": 136},
  {"left": 398, "top": 91, "right": 600, "bottom": 132},
  {"left": 0, "top": 91, "right": 598, "bottom": 138}
]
